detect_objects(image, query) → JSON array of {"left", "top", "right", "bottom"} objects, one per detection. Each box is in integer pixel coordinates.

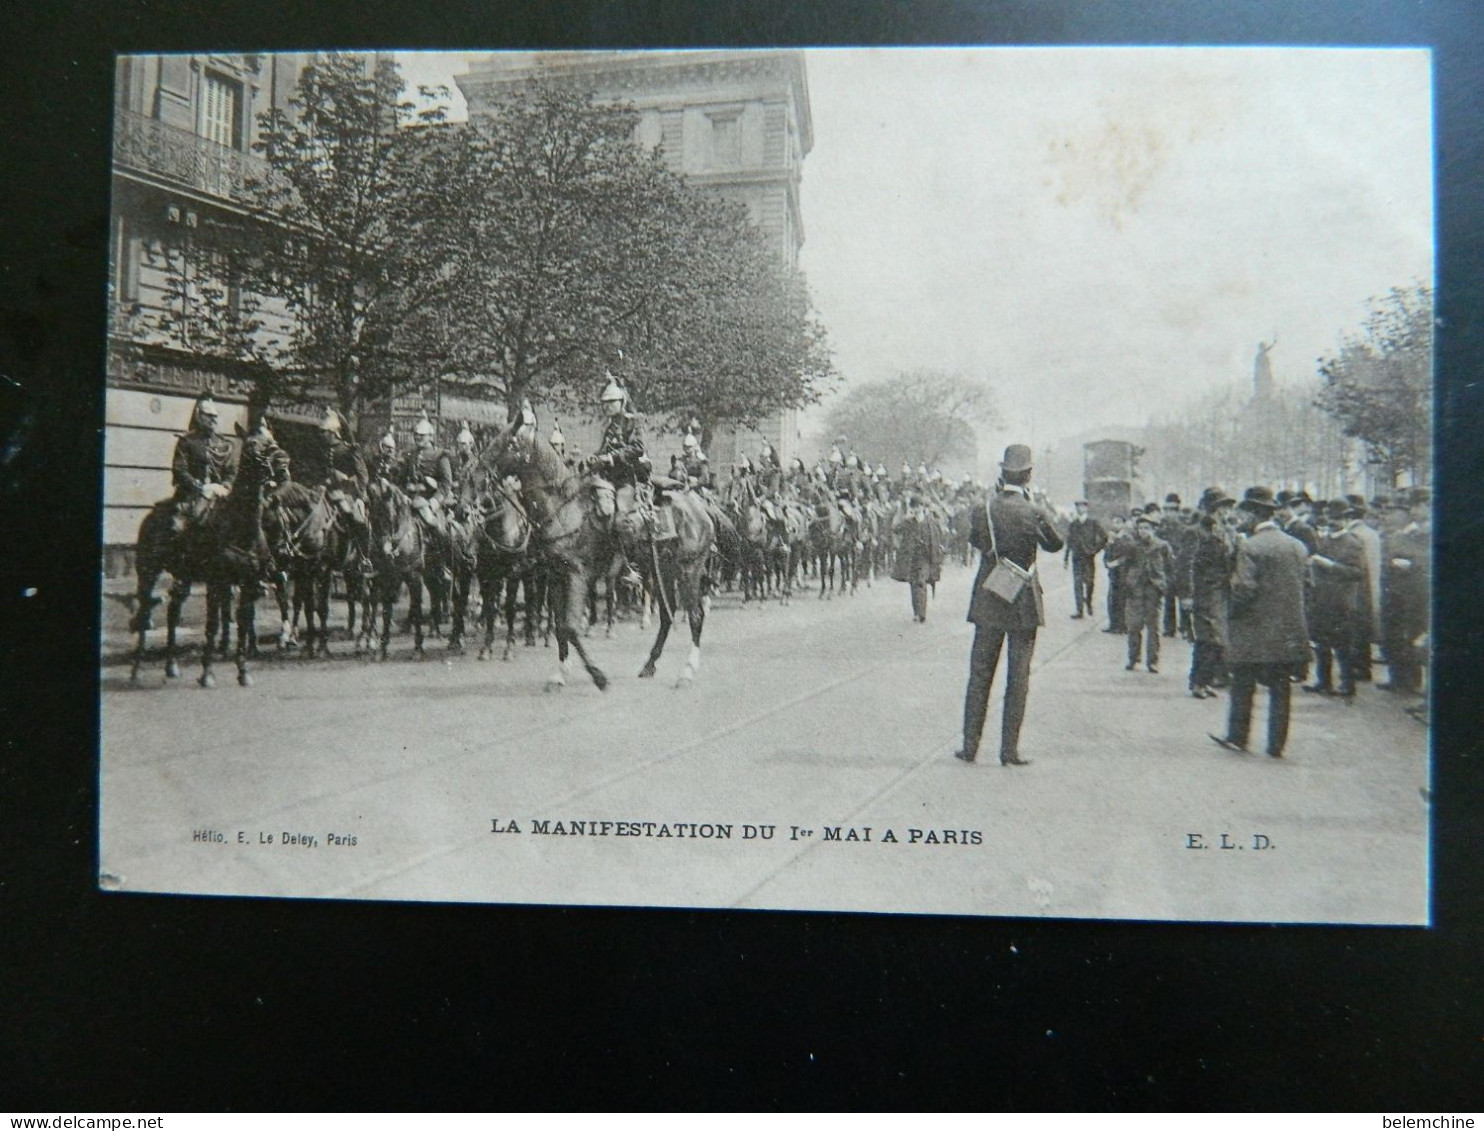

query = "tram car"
[{"left": 1082, "top": 439, "right": 1145, "bottom": 522}]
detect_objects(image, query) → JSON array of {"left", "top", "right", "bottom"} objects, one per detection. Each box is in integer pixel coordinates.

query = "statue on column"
[{"left": 1253, "top": 336, "right": 1277, "bottom": 401}]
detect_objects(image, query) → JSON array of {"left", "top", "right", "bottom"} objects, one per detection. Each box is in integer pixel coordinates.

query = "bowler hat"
[
  {"left": 1134, "top": 512, "right": 1157, "bottom": 527},
  {"left": 1238, "top": 486, "right": 1278, "bottom": 513},
  {"left": 1199, "top": 487, "right": 1235, "bottom": 513},
  {"left": 1000, "top": 444, "right": 1034, "bottom": 473},
  {"left": 1324, "top": 499, "right": 1350, "bottom": 521},
  {"left": 1164, "top": 492, "right": 1181, "bottom": 506},
  {"left": 1344, "top": 493, "right": 1367, "bottom": 517}
]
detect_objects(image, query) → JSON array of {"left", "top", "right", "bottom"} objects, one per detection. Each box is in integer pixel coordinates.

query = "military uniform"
[
  {"left": 594, "top": 412, "right": 649, "bottom": 488},
  {"left": 172, "top": 429, "right": 239, "bottom": 500}
]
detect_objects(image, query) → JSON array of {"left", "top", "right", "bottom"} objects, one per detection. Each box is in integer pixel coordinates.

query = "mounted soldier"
[
  {"left": 590, "top": 372, "right": 650, "bottom": 526},
  {"left": 317, "top": 407, "right": 368, "bottom": 523},
  {"left": 369, "top": 429, "right": 398, "bottom": 484},
  {"left": 396, "top": 411, "right": 454, "bottom": 529},
  {"left": 169, "top": 395, "right": 239, "bottom": 532},
  {"left": 680, "top": 429, "right": 712, "bottom": 491}
]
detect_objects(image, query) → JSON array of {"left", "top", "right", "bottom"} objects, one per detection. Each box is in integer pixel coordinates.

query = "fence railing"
[{"left": 112, "top": 108, "right": 281, "bottom": 205}]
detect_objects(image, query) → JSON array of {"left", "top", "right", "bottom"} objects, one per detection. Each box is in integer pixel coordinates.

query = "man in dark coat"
[
  {"left": 1157, "top": 493, "right": 1183, "bottom": 635},
  {"left": 1188, "top": 487, "right": 1237, "bottom": 698},
  {"left": 1063, "top": 499, "right": 1108, "bottom": 619},
  {"left": 1102, "top": 513, "right": 1130, "bottom": 633},
  {"left": 1380, "top": 488, "right": 1431, "bottom": 695},
  {"left": 1306, "top": 499, "right": 1370, "bottom": 698},
  {"left": 1106, "top": 512, "right": 1169, "bottom": 672},
  {"left": 1211, "top": 487, "right": 1312, "bottom": 759},
  {"left": 892, "top": 490, "right": 943, "bottom": 623},
  {"left": 954, "top": 444, "right": 1064, "bottom": 767}
]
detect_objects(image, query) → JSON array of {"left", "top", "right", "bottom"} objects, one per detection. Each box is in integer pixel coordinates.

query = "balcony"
[{"left": 112, "top": 107, "right": 281, "bottom": 206}]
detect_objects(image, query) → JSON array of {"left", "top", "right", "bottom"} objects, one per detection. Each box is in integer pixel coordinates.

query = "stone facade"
[{"left": 456, "top": 50, "right": 813, "bottom": 466}]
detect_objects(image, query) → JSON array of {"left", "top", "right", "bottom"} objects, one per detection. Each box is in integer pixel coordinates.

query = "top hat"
[
  {"left": 1238, "top": 486, "right": 1279, "bottom": 513},
  {"left": 1000, "top": 444, "right": 1034, "bottom": 473}
]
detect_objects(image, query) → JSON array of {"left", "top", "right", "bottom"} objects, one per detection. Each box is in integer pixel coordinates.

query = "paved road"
[{"left": 100, "top": 562, "right": 1429, "bottom": 923}]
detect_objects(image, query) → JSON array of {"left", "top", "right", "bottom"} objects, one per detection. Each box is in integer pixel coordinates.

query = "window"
[
  {"left": 201, "top": 71, "right": 242, "bottom": 149},
  {"left": 709, "top": 112, "right": 742, "bottom": 169}
]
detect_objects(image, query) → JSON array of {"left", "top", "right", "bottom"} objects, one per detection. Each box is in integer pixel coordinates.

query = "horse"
[
  {"left": 261, "top": 480, "right": 354, "bottom": 659},
  {"left": 463, "top": 465, "right": 536, "bottom": 662},
  {"left": 366, "top": 478, "right": 434, "bottom": 661},
  {"left": 129, "top": 426, "right": 287, "bottom": 688},
  {"left": 808, "top": 495, "right": 853, "bottom": 600},
  {"left": 491, "top": 425, "right": 716, "bottom": 690}
]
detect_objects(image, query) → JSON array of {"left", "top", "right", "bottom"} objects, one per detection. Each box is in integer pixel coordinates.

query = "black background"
[{"left": 3, "top": 0, "right": 1481, "bottom": 1110}]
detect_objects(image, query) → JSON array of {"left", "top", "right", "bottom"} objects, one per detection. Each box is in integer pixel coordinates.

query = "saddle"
[{"left": 614, "top": 484, "right": 678, "bottom": 543}]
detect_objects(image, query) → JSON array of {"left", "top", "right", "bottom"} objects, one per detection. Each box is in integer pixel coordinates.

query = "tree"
[
  {"left": 409, "top": 79, "right": 835, "bottom": 430},
  {"left": 824, "top": 370, "right": 999, "bottom": 472},
  {"left": 242, "top": 53, "right": 452, "bottom": 417},
  {"left": 1316, "top": 283, "right": 1433, "bottom": 486}
]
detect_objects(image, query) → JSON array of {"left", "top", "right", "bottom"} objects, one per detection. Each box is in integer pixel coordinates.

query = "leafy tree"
[
  {"left": 242, "top": 53, "right": 452, "bottom": 418},
  {"left": 410, "top": 80, "right": 834, "bottom": 432},
  {"left": 1316, "top": 283, "right": 1433, "bottom": 486},
  {"left": 824, "top": 370, "right": 999, "bottom": 472}
]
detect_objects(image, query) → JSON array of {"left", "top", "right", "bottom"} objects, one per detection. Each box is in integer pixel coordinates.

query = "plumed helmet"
[
  {"left": 550, "top": 422, "right": 566, "bottom": 448},
  {"left": 845, "top": 454, "right": 859, "bottom": 469},
  {"left": 901, "top": 462, "right": 912, "bottom": 477},
  {"left": 319, "top": 407, "right": 342, "bottom": 436},
  {"left": 683, "top": 433, "right": 699, "bottom": 451},
  {"left": 828, "top": 446, "right": 844, "bottom": 465},
  {"left": 600, "top": 373, "right": 626, "bottom": 403},
  {"left": 791, "top": 457, "right": 805, "bottom": 472},
  {"left": 456, "top": 422, "right": 474, "bottom": 447},
  {"left": 413, "top": 411, "right": 435, "bottom": 438},
  {"left": 191, "top": 395, "right": 220, "bottom": 429},
  {"left": 379, "top": 431, "right": 396, "bottom": 452},
  {"left": 917, "top": 464, "right": 928, "bottom": 476},
  {"left": 876, "top": 465, "right": 888, "bottom": 477}
]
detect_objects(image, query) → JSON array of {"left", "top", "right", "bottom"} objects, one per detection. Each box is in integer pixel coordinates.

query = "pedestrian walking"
[
  {"left": 1107, "top": 512, "right": 1169, "bottom": 673},
  {"left": 892, "top": 490, "right": 943, "bottom": 623},
  {"left": 1210, "top": 486, "right": 1312, "bottom": 759},
  {"left": 954, "top": 444, "right": 1063, "bottom": 767},
  {"left": 1064, "top": 499, "right": 1108, "bottom": 619}
]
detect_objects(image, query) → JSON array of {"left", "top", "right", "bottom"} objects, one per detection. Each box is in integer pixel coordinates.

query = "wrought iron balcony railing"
[{"left": 112, "top": 107, "right": 282, "bottom": 205}]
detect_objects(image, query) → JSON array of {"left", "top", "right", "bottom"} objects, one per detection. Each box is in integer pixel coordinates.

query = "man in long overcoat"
[
  {"left": 1381, "top": 488, "right": 1431, "bottom": 695},
  {"left": 1306, "top": 499, "right": 1370, "bottom": 699},
  {"left": 1188, "top": 488, "right": 1237, "bottom": 698},
  {"left": 954, "top": 444, "right": 1064, "bottom": 767},
  {"left": 892, "top": 490, "right": 944, "bottom": 623},
  {"left": 1211, "top": 487, "right": 1312, "bottom": 759}
]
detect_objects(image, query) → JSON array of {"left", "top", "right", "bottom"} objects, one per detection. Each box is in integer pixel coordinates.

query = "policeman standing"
[{"left": 954, "top": 444, "right": 1063, "bottom": 767}]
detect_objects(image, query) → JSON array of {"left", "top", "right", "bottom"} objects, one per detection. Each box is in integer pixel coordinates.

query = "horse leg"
[
  {"left": 639, "top": 575, "right": 672, "bottom": 681},
  {"left": 503, "top": 575, "right": 520, "bottom": 662},
  {"left": 410, "top": 575, "right": 426, "bottom": 658},
  {"left": 129, "top": 563, "right": 163, "bottom": 685},
  {"left": 675, "top": 569, "right": 706, "bottom": 689},
  {"left": 315, "top": 569, "right": 333, "bottom": 658},
  {"left": 234, "top": 582, "right": 257, "bottom": 686},
  {"left": 379, "top": 577, "right": 395, "bottom": 661},
  {"left": 164, "top": 578, "right": 191, "bottom": 679}
]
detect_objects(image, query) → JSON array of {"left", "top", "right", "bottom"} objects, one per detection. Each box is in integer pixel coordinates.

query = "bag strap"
[{"left": 985, "top": 494, "right": 1035, "bottom": 578}]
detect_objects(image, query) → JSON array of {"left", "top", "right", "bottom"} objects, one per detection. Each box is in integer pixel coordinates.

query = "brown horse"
[
  {"left": 129, "top": 427, "right": 287, "bottom": 688},
  {"left": 491, "top": 429, "right": 716, "bottom": 690},
  {"left": 366, "top": 479, "right": 433, "bottom": 661}
]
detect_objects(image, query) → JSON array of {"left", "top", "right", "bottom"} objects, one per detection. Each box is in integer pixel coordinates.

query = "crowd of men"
[{"left": 1061, "top": 483, "right": 1431, "bottom": 758}]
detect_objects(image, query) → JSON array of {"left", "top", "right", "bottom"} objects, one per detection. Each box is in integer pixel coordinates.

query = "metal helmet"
[
  {"left": 456, "top": 422, "right": 474, "bottom": 448},
  {"left": 828, "top": 446, "right": 844, "bottom": 465},
  {"left": 191, "top": 396, "right": 220, "bottom": 430},
  {"left": 379, "top": 431, "right": 396, "bottom": 452},
  {"left": 549, "top": 422, "right": 566, "bottom": 449},
  {"left": 683, "top": 433, "right": 699, "bottom": 452},
  {"left": 319, "top": 408, "right": 342, "bottom": 436},
  {"left": 876, "top": 465, "right": 887, "bottom": 477},
  {"left": 917, "top": 464, "right": 928, "bottom": 477},
  {"left": 845, "top": 454, "right": 859, "bottom": 469},
  {"left": 413, "top": 412, "right": 436, "bottom": 438},
  {"left": 901, "top": 462, "right": 911, "bottom": 477},
  {"left": 600, "top": 373, "right": 626, "bottom": 404}
]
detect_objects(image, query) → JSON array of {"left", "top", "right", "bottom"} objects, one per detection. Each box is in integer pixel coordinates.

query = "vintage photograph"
[{"left": 99, "top": 47, "right": 1432, "bottom": 923}]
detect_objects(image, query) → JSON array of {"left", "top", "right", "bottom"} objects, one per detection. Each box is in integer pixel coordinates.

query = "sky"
[{"left": 395, "top": 48, "right": 1432, "bottom": 469}]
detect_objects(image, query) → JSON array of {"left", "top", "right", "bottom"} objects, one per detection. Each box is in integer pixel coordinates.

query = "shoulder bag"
[{"left": 980, "top": 499, "right": 1034, "bottom": 604}]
